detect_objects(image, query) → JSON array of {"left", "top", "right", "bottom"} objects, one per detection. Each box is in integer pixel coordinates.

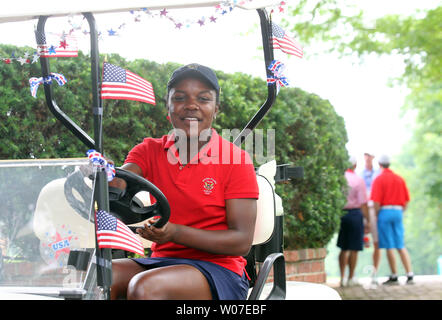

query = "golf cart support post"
[{"left": 36, "top": 12, "right": 112, "bottom": 297}]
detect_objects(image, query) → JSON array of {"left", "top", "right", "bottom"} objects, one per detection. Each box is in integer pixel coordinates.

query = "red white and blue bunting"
[
  {"left": 87, "top": 149, "right": 116, "bottom": 182},
  {"left": 267, "top": 60, "right": 289, "bottom": 93},
  {"left": 29, "top": 73, "right": 67, "bottom": 98}
]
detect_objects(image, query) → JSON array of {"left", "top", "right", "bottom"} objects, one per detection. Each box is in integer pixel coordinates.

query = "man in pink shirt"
[{"left": 337, "top": 156, "right": 370, "bottom": 287}]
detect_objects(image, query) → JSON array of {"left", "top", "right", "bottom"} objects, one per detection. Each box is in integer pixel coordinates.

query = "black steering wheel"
[{"left": 109, "top": 168, "right": 170, "bottom": 229}]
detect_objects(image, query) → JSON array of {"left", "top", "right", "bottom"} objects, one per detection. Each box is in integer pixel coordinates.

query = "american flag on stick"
[
  {"left": 101, "top": 62, "right": 156, "bottom": 105},
  {"left": 36, "top": 31, "right": 78, "bottom": 58},
  {"left": 271, "top": 23, "right": 303, "bottom": 58},
  {"left": 95, "top": 209, "right": 145, "bottom": 256}
]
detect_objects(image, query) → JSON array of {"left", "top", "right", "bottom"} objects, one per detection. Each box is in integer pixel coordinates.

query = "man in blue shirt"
[
  {"left": 361, "top": 152, "right": 379, "bottom": 194},
  {"left": 360, "top": 152, "right": 380, "bottom": 284}
]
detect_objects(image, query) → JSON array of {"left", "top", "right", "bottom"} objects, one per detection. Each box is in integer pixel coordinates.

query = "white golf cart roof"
[{"left": 0, "top": 0, "right": 280, "bottom": 23}]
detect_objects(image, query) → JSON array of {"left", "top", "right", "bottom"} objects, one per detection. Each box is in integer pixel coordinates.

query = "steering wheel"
[{"left": 109, "top": 168, "right": 170, "bottom": 229}]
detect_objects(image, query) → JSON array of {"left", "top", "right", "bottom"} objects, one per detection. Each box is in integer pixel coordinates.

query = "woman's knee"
[
  {"left": 126, "top": 265, "right": 212, "bottom": 300},
  {"left": 111, "top": 259, "right": 145, "bottom": 300},
  {"left": 127, "top": 270, "right": 167, "bottom": 300}
]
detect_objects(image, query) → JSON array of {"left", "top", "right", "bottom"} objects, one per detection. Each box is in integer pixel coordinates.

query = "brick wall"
[
  {"left": 284, "top": 248, "right": 327, "bottom": 283},
  {"left": 259, "top": 248, "right": 327, "bottom": 284}
]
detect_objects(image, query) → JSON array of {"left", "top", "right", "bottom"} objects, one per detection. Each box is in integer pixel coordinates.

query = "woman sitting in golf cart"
[{"left": 109, "top": 64, "right": 259, "bottom": 300}]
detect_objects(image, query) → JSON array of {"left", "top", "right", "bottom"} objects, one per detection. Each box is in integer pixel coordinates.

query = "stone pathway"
[{"left": 327, "top": 275, "right": 442, "bottom": 300}]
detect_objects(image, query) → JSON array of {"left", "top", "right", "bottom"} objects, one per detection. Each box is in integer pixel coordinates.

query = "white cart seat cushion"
[{"left": 253, "top": 174, "right": 275, "bottom": 245}]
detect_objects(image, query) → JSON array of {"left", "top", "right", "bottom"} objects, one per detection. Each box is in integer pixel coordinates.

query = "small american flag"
[
  {"left": 36, "top": 31, "right": 78, "bottom": 58},
  {"left": 101, "top": 62, "right": 156, "bottom": 105},
  {"left": 271, "top": 23, "right": 303, "bottom": 58},
  {"left": 95, "top": 210, "right": 145, "bottom": 256}
]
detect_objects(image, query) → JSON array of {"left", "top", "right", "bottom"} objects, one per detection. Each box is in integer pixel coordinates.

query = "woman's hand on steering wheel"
[{"left": 109, "top": 166, "right": 170, "bottom": 228}]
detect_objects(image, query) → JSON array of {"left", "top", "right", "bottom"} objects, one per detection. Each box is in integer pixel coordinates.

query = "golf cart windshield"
[{"left": 0, "top": 158, "right": 98, "bottom": 299}]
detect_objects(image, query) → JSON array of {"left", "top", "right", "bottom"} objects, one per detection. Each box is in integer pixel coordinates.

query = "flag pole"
[{"left": 83, "top": 12, "right": 112, "bottom": 300}]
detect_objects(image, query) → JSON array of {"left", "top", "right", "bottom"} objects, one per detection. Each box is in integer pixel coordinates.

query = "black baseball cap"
[{"left": 167, "top": 63, "right": 220, "bottom": 94}]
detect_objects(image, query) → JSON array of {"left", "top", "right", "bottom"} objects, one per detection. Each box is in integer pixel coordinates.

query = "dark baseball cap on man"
[{"left": 167, "top": 63, "right": 220, "bottom": 94}]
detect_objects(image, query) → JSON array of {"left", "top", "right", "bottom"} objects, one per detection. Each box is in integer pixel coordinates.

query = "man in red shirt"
[{"left": 370, "top": 154, "right": 414, "bottom": 285}]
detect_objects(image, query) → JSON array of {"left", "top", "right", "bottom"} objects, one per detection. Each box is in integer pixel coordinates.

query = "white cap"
[
  {"left": 378, "top": 154, "right": 390, "bottom": 165},
  {"left": 349, "top": 155, "right": 357, "bottom": 166}
]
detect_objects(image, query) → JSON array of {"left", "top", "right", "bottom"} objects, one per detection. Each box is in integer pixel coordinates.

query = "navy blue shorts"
[
  {"left": 132, "top": 257, "right": 249, "bottom": 300},
  {"left": 337, "top": 209, "right": 364, "bottom": 251}
]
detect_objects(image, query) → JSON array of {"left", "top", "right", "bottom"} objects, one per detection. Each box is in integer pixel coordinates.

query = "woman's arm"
[{"left": 137, "top": 198, "right": 257, "bottom": 257}]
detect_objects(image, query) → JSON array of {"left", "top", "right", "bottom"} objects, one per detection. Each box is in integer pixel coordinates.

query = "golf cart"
[{"left": 0, "top": 1, "right": 340, "bottom": 300}]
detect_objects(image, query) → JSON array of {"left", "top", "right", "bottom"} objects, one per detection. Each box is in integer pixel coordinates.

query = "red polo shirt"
[
  {"left": 124, "top": 129, "right": 259, "bottom": 276},
  {"left": 370, "top": 168, "right": 410, "bottom": 207}
]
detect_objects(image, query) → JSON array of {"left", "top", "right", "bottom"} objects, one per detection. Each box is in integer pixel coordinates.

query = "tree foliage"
[{"left": 336, "top": 6, "right": 442, "bottom": 238}]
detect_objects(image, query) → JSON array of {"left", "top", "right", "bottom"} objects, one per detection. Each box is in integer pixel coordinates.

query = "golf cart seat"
[
  {"left": 247, "top": 160, "right": 286, "bottom": 300},
  {"left": 33, "top": 169, "right": 96, "bottom": 249}
]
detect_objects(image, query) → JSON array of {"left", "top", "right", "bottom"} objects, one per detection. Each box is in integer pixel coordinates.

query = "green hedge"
[
  {"left": 274, "top": 89, "right": 348, "bottom": 249},
  {"left": 0, "top": 45, "right": 348, "bottom": 249}
]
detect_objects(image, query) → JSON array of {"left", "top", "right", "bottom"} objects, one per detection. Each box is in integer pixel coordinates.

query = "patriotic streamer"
[
  {"left": 267, "top": 60, "right": 289, "bottom": 93},
  {"left": 2, "top": 1, "right": 288, "bottom": 69},
  {"left": 1, "top": 51, "right": 40, "bottom": 65},
  {"left": 86, "top": 149, "right": 116, "bottom": 182},
  {"left": 58, "top": 1, "right": 286, "bottom": 38},
  {"left": 29, "top": 73, "right": 67, "bottom": 98}
]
